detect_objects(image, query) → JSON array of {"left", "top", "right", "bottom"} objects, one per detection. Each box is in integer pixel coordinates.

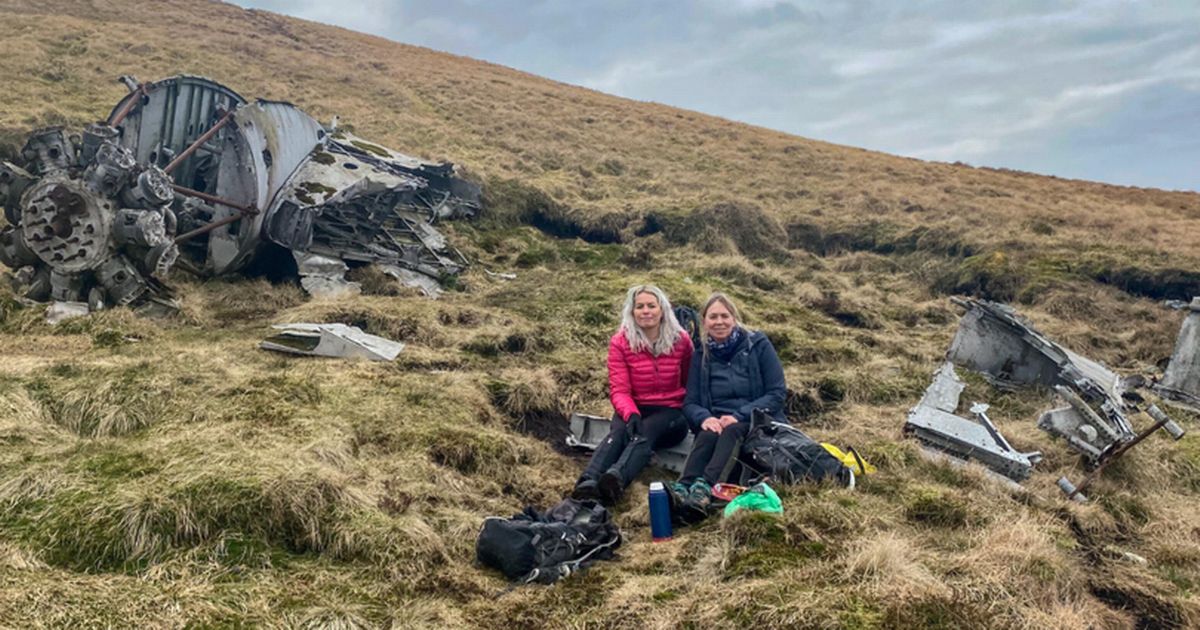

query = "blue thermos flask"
[{"left": 648, "top": 482, "right": 672, "bottom": 542}]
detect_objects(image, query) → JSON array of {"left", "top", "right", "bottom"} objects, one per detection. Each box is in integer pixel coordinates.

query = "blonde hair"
[
  {"left": 619, "top": 284, "right": 684, "bottom": 356},
  {"left": 700, "top": 292, "right": 751, "bottom": 354}
]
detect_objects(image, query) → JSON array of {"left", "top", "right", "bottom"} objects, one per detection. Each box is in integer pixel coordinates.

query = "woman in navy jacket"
[{"left": 674, "top": 292, "right": 786, "bottom": 521}]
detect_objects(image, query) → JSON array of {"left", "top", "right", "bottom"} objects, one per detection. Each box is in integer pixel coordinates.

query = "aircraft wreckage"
[
  {"left": 906, "top": 298, "right": 1186, "bottom": 500},
  {"left": 0, "top": 75, "right": 481, "bottom": 315}
]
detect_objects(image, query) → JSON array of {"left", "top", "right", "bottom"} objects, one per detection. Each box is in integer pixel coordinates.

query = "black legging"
[
  {"left": 680, "top": 421, "right": 751, "bottom": 486},
  {"left": 580, "top": 405, "right": 688, "bottom": 486}
]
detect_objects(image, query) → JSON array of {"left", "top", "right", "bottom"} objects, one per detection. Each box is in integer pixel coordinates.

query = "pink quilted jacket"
[{"left": 608, "top": 331, "right": 693, "bottom": 421}]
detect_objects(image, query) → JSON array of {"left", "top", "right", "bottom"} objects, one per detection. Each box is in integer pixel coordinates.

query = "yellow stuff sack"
[{"left": 821, "top": 444, "right": 876, "bottom": 475}]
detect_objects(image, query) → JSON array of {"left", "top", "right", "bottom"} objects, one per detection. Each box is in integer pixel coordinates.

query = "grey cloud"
[{"left": 232, "top": 0, "right": 1200, "bottom": 190}]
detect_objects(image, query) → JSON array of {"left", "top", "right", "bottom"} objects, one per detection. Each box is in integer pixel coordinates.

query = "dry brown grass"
[{"left": 1, "top": 0, "right": 1199, "bottom": 627}]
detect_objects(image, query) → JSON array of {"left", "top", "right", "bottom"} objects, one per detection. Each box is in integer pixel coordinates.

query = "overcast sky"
[{"left": 231, "top": 1, "right": 1199, "bottom": 191}]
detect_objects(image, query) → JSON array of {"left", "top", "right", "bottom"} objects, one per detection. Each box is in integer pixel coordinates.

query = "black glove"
[{"left": 626, "top": 413, "right": 642, "bottom": 436}]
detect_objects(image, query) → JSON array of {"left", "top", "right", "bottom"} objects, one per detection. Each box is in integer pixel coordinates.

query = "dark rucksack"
[
  {"left": 674, "top": 305, "right": 702, "bottom": 350},
  {"left": 476, "top": 498, "right": 621, "bottom": 584},
  {"left": 741, "top": 414, "right": 852, "bottom": 486}
]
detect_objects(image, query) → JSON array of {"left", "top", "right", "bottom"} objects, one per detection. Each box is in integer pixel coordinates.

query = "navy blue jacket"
[{"left": 682, "top": 330, "right": 787, "bottom": 431}]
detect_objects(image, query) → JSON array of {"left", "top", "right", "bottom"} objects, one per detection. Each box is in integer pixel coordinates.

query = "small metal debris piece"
[
  {"left": 294, "top": 252, "right": 361, "bottom": 298},
  {"left": 377, "top": 264, "right": 443, "bottom": 298},
  {"left": 484, "top": 269, "right": 517, "bottom": 280},
  {"left": 45, "top": 301, "right": 89, "bottom": 325},
  {"left": 566, "top": 412, "right": 694, "bottom": 474},
  {"left": 948, "top": 298, "right": 1136, "bottom": 463},
  {"left": 904, "top": 361, "right": 1042, "bottom": 482},
  {"left": 260, "top": 323, "right": 404, "bottom": 361},
  {"left": 1155, "top": 297, "right": 1200, "bottom": 413}
]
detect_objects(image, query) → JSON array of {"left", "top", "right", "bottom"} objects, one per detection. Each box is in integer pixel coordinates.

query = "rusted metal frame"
[
  {"left": 1065, "top": 414, "right": 1171, "bottom": 500},
  {"left": 170, "top": 184, "right": 258, "bottom": 244},
  {"left": 171, "top": 184, "right": 255, "bottom": 214},
  {"left": 173, "top": 211, "right": 256, "bottom": 245},
  {"left": 109, "top": 82, "right": 152, "bottom": 127},
  {"left": 164, "top": 109, "right": 235, "bottom": 175}
]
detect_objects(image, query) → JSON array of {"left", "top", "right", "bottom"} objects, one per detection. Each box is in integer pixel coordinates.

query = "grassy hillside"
[{"left": 1, "top": 1, "right": 1200, "bottom": 627}]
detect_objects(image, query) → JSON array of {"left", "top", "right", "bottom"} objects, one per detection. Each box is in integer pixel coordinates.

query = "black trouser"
[
  {"left": 580, "top": 405, "right": 688, "bottom": 487},
  {"left": 680, "top": 421, "right": 751, "bottom": 486}
]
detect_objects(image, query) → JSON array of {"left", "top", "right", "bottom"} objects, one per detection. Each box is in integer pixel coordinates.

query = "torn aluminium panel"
[
  {"left": 260, "top": 323, "right": 404, "bottom": 361},
  {"left": 947, "top": 298, "right": 1137, "bottom": 463},
  {"left": 904, "top": 361, "right": 1042, "bottom": 482},
  {"left": 566, "top": 412, "right": 694, "bottom": 474},
  {"left": 1156, "top": 297, "right": 1200, "bottom": 412}
]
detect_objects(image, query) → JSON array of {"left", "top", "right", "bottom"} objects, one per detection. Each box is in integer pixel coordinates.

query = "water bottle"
[{"left": 648, "top": 482, "right": 672, "bottom": 542}]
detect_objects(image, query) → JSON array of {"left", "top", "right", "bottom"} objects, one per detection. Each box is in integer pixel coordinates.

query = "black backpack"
[
  {"left": 741, "top": 413, "right": 852, "bottom": 486},
  {"left": 476, "top": 498, "right": 621, "bottom": 584},
  {"left": 674, "top": 305, "right": 702, "bottom": 350}
]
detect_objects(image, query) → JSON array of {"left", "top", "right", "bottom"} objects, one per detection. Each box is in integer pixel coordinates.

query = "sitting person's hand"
[
  {"left": 626, "top": 413, "right": 642, "bottom": 436},
  {"left": 701, "top": 417, "right": 723, "bottom": 434},
  {"left": 718, "top": 415, "right": 739, "bottom": 428}
]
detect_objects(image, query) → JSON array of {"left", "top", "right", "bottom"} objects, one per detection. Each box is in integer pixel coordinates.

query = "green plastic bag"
[{"left": 722, "top": 482, "right": 783, "bottom": 518}]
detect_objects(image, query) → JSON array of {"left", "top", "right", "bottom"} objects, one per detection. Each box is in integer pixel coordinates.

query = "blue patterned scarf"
[{"left": 707, "top": 326, "right": 744, "bottom": 362}]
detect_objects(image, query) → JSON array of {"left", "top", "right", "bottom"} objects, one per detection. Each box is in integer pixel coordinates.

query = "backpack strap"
[{"left": 847, "top": 447, "right": 868, "bottom": 475}]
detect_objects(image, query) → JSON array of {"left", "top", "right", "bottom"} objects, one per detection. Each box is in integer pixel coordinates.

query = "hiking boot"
[
  {"left": 571, "top": 478, "right": 599, "bottom": 502},
  {"left": 666, "top": 481, "right": 690, "bottom": 524},
  {"left": 680, "top": 479, "right": 713, "bottom": 524},
  {"left": 597, "top": 470, "right": 623, "bottom": 507}
]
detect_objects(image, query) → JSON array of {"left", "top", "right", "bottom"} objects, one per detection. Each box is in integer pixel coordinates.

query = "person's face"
[
  {"left": 633, "top": 292, "right": 662, "bottom": 331},
  {"left": 704, "top": 301, "right": 735, "bottom": 341}
]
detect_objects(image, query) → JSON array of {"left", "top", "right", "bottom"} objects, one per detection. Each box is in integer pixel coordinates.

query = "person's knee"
[{"left": 694, "top": 429, "right": 719, "bottom": 446}]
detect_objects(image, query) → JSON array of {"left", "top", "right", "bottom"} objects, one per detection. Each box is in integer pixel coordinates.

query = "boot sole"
[
  {"left": 680, "top": 501, "right": 710, "bottom": 525},
  {"left": 572, "top": 482, "right": 599, "bottom": 502},
  {"left": 597, "top": 472, "right": 623, "bottom": 507}
]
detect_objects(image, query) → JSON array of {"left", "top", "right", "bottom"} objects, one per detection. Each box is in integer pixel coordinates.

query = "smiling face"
[
  {"left": 633, "top": 291, "right": 662, "bottom": 333},
  {"left": 704, "top": 300, "right": 736, "bottom": 342}
]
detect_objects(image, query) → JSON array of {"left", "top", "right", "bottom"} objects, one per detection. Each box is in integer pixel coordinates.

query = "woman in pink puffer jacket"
[{"left": 573, "top": 284, "right": 693, "bottom": 506}]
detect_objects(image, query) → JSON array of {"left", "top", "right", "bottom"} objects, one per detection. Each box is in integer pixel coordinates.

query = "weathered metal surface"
[
  {"left": 1156, "top": 297, "right": 1200, "bottom": 412},
  {"left": 260, "top": 323, "right": 404, "bottom": 361},
  {"left": 294, "top": 252, "right": 360, "bottom": 298},
  {"left": 566, "top": 412, "right": 695, "bottom": 475},
  {"left": 904, "top": 362, "right": 1042, "bottom": 482},
  {"left": 948, "top": 298, "right": 1137, "bottom": 462}
]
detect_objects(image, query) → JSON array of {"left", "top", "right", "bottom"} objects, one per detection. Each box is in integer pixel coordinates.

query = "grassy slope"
[{"left": 1, "top": 1, "right": 1200, "bottom": 627}]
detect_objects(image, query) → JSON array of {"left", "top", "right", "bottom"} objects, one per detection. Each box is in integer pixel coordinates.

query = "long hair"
[
  {"left": 619, "top": 284, "right": 684, "bottom": 356},
  {"left": 700, "top": 292, "right": 751, "bottom": 357}
]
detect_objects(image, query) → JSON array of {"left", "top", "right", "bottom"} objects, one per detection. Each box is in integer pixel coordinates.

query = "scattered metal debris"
[
  {"left": 260, "top": 323, "right": 404, "bottom": 361},
  {"left": 1056, "top": 404, "right": 1184, "bottom": 502},
  {"left": 918, "top": 298, "right": 1187, "bottom": 501},
  {"left": 0, "top": 74, "right": 481, "bottom": 318},
  {"left": 905, "top": 361, "right": 1042, "bottom": 482},
  {"left": 947, "top": 298, "right": 1137, "bottom": 463},
  {"left": 484, "top": 269, "right": 517, "bottom": 281},
  {"left": 1156, "top": 297, "right": 1200, "bottom": 413},
  {"left": 566, "top": 412, "right": 694, "bottom": 474}
]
